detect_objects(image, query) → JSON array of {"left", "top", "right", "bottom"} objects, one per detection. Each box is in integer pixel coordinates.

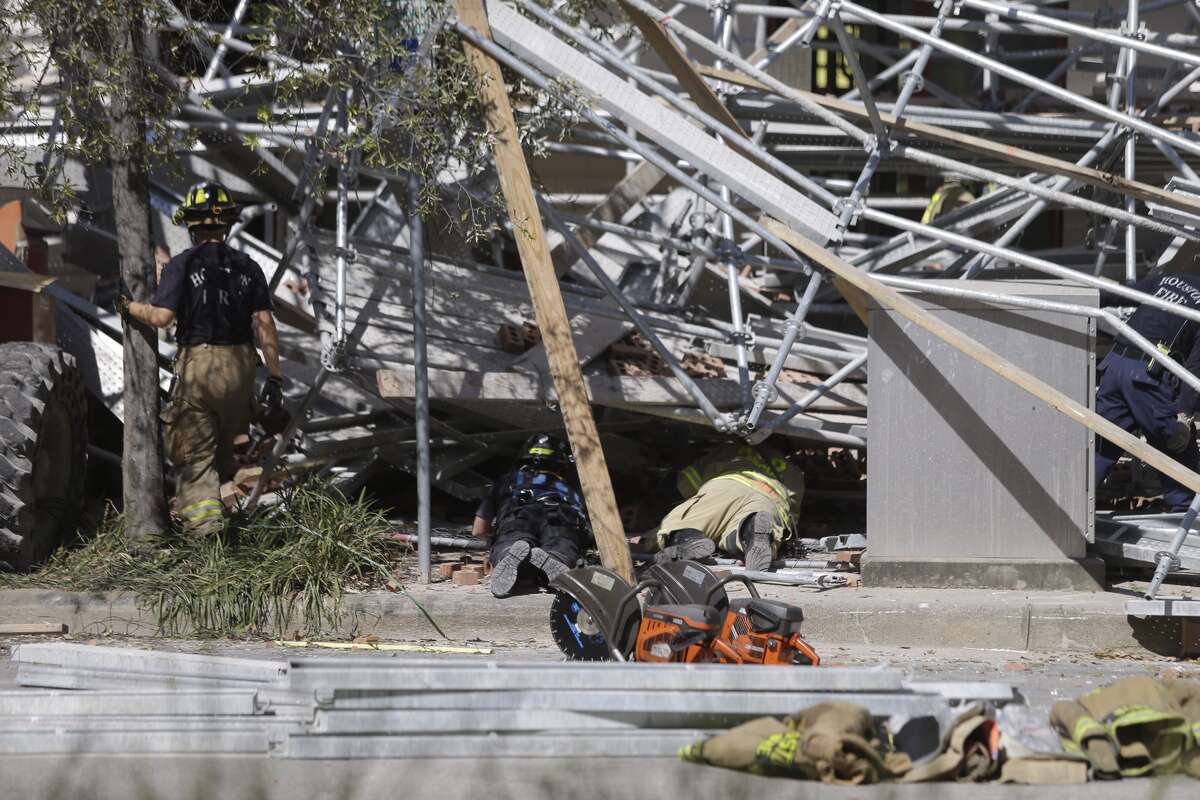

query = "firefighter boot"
[
  {"left": 655, "top": 528, "right": 717, "bottom": 564},
  {"left": 530, "top": 546, "right": 570, "bottom": 583},
  {"left": 743, "top": 512, "right": 775, "bottom": 572},
  {"left": 490, "top": 540, "right": 531, "bottom": 598}
]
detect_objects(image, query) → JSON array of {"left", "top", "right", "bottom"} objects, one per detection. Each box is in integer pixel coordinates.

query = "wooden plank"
[
  {"left": 457, "top": 0, "right": 633, "bottom": 582},
  {"left": 700, "top": 64, "right": 1200, "bottom": 220},
  {"left": 618, "top": 0, "right": 745, "bottom": 137},
  {"left": 549, "top": 161, "right": 666, "bottom": 277},
  {"left": 377, "top": 367, "right": 866, "bottom": 413},
  {"left": 0, "top": 623, "right": 67, "bottom": 636},
  {"left": 762, "top": 217, "right": 1200, "bottom": 496}
]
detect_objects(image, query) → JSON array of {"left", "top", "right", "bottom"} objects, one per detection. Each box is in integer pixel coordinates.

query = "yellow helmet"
[{"left": 172, "top": 182, "right": 240, "bottom": 227}]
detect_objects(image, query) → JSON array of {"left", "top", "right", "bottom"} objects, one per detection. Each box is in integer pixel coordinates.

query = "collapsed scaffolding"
[{"left": 7, "top": 1, "right": 1200, "bottom": 600}]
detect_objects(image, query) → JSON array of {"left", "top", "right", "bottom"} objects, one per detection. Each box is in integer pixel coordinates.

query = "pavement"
[
  {"left": 0, "top": 754, "right": 1196, "bottom": 800},
  {"left": 1, "top": 576, "right": 1196, "bottom": 656}
]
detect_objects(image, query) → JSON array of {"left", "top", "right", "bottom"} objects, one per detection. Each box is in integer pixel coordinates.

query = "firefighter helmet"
[
  {"left": 520, "top": 433, "right": 572, "bottom": 468},
  {"left": 172, "top": 182, "right": 241, "bottom": 227}
]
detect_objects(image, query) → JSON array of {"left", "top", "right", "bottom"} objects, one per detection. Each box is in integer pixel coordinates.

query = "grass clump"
[{"left": 1, "top": 482, "right": 408, "bottom": 638}]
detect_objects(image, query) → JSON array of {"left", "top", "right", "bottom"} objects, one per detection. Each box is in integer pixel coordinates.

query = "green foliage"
[
  {"left": 0, "top": 0, "right": 203, "bottom": 219},
  {"left": 0, "top": 482, "right": 408, "bottom": 638}
]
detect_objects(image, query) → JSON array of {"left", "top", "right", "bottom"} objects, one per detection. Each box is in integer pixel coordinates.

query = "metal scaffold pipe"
[{"left": 408, "top": 173, "right": 432, "bottom": 585}]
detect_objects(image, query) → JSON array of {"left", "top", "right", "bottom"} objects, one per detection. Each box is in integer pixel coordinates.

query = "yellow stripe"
[
  {"left": 682, "top": 466, "right": 703, "bottom": 493},
  {"left": 1071, "top": 715, "right": 1106, "bottom": 744},
  {"left": 180, "top": 499, "right": 223, "bottom": 522}
]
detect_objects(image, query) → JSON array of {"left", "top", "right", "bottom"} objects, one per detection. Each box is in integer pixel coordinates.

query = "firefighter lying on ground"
[
  {"left": 472, "top": 434, "right": 593, "bottom": 598},
  {"left": 650, "top": 443, "right": 805, "bottom": 571},
  {"left": 118, "top": 182, "right": 284, "bottom": 534}
]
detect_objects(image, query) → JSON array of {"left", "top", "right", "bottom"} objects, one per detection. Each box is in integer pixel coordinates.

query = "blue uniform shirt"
[{"left": 1107, "top": 272, "right": 1200, "bottom": 412}]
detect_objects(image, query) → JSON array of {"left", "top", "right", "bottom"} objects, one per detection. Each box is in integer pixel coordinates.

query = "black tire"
[{"left": 0, "top": 343, "right": 88, "bottom": 570}]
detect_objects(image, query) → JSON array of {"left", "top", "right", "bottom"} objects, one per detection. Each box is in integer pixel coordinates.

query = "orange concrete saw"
[{"left": 548, "top": 560, "right": 820, "bottom": 666}]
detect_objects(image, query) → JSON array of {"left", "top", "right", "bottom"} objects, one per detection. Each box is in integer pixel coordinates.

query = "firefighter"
[
  {"left": 472, "top": 433, "right": 592, "bottom": 598},
  {"left": 1095, "top": 263, "right": 1200, "bottom": 511},
  {"left": 118, "top": 182, "right": 283, "bottom": 533},
  {"left": 653, "top": 443, "right": 805, "bottom": 571}
]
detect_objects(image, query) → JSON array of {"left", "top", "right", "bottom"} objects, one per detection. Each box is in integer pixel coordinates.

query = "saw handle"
[{"left": 705, "top": 574, "right": 761, "bottom": 606}]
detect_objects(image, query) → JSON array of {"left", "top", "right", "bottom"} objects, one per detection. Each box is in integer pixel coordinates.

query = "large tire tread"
[{"left": 0, "top": 343, "right": 88, "bottom": 570}]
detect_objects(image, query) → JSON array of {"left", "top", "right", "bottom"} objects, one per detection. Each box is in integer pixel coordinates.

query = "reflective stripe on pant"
[{"left": 165, "top": 343, "right": 257, "bottom": 533}]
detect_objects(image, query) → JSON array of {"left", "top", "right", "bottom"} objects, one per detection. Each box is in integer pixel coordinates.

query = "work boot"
[
  {"left": 655, "top": 529, "right": 717, "bottom": 564},
  {"left": 743, "top": 513, "right": 774, "bottom": 572},
  {"left": 490, "top": 541, "right": 531, "bottom": 598},
  {"left": 530, "top": 547, "right": 570, "bottom": 584}
]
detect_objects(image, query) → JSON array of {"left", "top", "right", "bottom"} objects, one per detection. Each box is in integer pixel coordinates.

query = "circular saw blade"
[{"left": 550, "top": 590, "right": 615, "bottom": 661}]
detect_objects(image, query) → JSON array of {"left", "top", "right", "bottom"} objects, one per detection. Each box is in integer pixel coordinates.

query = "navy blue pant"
[
  {"left": 1095, "top": 352, "right": 1198, "bottom": 510},
  {"left": 490, "top": 504, "right": 585, "bottom": 578}
]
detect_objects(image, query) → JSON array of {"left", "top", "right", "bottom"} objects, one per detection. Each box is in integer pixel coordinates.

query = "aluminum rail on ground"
[
  {"left": 282, "top": 730, "right": 706, "bottom": 759},
  {"left": 0, "top": 690, "right": 261, "bottom": 716},
  {"left": 11, "top": 644, "right": 289, "bottom": 683}
]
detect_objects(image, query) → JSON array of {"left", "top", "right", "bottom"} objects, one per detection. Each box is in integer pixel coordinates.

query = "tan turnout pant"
[
  {"left": 164, "top": 344, "right": 257, "bottom": 533},
  {"left": 654, "top": 475, "right": 789, "bottom": 555}
]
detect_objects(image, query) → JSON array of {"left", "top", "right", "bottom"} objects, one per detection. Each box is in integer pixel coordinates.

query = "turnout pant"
[
  {"left": 1095, "top": 352, "right": 1198, "bottom": 511},
  {"left": 654, "top": 476, "right": 788, "bottom": 556},
  {"left": 490, "top": 504, "right": 586, "bottom": 578},
  {"left": 164, "top": 344, "right": 258, "bottom": 533}
]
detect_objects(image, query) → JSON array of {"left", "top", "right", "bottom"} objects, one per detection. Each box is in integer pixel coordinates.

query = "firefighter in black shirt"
[
  {"left": 472, "top": 434, "right": 592, "bottom": 598},
  {"left": 1096, "top": 266, "right": 1200, "bottom": 511},
  {"left": 119, "top": 182, "right": 283, "bottom": 533}
]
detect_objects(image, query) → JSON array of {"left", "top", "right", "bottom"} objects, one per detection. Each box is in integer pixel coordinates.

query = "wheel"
[{"left": 0, "top": 343, "right": 88, "bottom": 570}]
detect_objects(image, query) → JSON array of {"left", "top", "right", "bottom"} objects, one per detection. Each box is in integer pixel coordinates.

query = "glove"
[
  {"left": 116, "top": 279, "right": 134, "bottom": 322},
  {"left": 259, "top": 375, "right": 284, "bottom": 414}
]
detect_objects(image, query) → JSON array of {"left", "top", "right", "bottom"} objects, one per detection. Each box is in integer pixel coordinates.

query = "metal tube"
[
  {"left": 1146, "top": 493, "right": 1200, "bottom": 599},
  {"left": 203, "top": 0, "right": 250, "bottom": 81},
  {"left": 539, "top": 197, "right": 727, "bottom": 427},
  {"left": 836, "top": 0, "right": 1200, "bottom": 160},
  {"left": 408, "top": 174, "right": 432, "bottom": 585},
  {"left": 860, "top": 207, "right": 1200, "bottom": 327},
  {"left": 333, "top": 91, "right": 350, "bottom": 349},
  {"left": 958, "top": 0, "right": 1200, "bottom": 70},
  {"left": 753, "top": 350, "right": 867, "bottom": 440},
  {"left": 1125, "top": 0, "right": 1140, "bottom": 284},
  {"left": 449, "top": 19, "right": 815, "bottom": 275},
  {"left": 745, "top": 273, "right": 824, "bottom": 430},
  {"left": 618, "top": 0, "right": 1195, "bottom": 240},
  {"left": 513, "top": 0, "right": 835, "bottom": 204},
  {"left": 873, "top": 274, "right": 1200, "bottom": 400},
  {"left": 841, "top": 48, "right": 918, "bottom": 102}
]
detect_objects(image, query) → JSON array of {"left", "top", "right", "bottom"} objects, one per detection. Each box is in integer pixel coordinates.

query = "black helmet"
[
  {"left": 520, "top": 433, "right": 572, "bottom": 468},
  {"left": 172, "top": 181, "right": 241, "bottom": 228}
]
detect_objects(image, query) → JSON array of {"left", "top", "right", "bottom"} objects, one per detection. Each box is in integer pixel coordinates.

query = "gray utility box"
[{"left": 863, "top": 280, "right": 1104, "bottom": 591}]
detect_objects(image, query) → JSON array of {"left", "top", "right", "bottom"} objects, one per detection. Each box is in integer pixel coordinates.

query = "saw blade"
[{"left": 549, "top": 590, "right": 615, "bottom": 661}]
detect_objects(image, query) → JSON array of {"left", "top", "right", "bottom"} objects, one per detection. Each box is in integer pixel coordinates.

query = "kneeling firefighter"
[
  {"left": 118, "top": 182, "right": 284, "bottom": 534},
  {"left": 653, "top": 444, "right": 804, "bottom": 571},
  {"left": 472, "top": 434, "right": 593, "bottom": 598}
]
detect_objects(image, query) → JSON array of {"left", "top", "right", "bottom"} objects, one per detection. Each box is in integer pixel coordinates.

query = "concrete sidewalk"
[
  {"left": 0, "top": 580, "right": 1188, "bottom": 656},
  {"left": 0, "top": 754, "right": 1195, "bottom": 800}
]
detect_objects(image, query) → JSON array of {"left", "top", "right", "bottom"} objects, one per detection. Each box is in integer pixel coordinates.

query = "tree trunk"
[{"left": 111, "top": 3, "right": 168, "bottom": 541}]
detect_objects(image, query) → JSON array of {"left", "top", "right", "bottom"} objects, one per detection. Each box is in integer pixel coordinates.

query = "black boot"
[
  {"left": 530, "top": 546, "right": 570, "bottom": 583},
  {"left": 742, "top": 513, "right": 774, "bottom": 572},
  {"left": 655, "top": 528, "right": 717, "bottom": 564},
  {"left": 490, "top": 541, "right": 531, "bottom": 598}
]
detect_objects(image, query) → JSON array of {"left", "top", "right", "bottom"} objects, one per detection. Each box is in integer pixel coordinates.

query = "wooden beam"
[
  {"left": 456, "top": 0, "right": 634, "bottom": 582},
  {"left": 744, "top": 18, "right": 803, "bottom": 65},
  {"left": 700, "top": 65, "right": 1200, "bottom": 220},
  {"left": 763, "top": 217, "right": 1200, "bottom": 496},
  {"left": 618, "top": 0, "right": 745, "bottom": 138}
]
